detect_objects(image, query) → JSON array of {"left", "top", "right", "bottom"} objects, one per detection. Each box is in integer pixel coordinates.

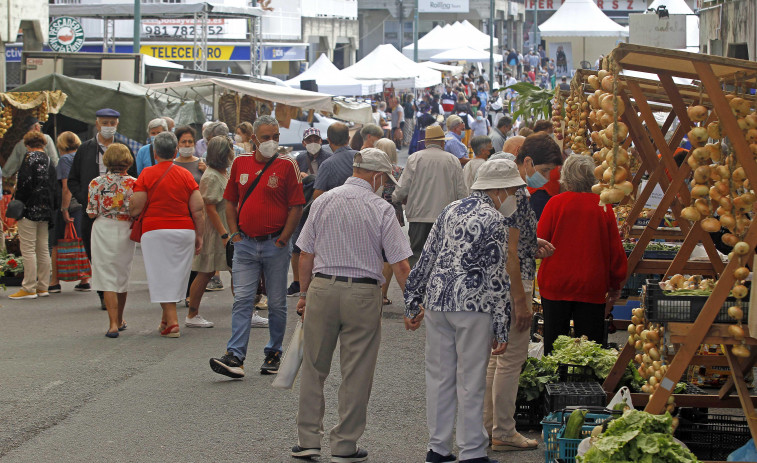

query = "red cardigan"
[{"left": 536, "top": 191, "right": 628, "bottom": 304}]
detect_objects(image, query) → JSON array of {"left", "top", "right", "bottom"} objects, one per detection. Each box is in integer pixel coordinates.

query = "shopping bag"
[
  {"left": 272, "top": 320, "right": 304, "bottom": 390},
  {"left": 56, "top": 222, "right": 92, "bottom": 281},
  {"left": 607, "top": 386, "right": 634, "bottom": 410}
]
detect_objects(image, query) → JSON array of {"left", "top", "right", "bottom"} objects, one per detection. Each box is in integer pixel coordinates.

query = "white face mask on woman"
[
  {"left": 496, "top": 191, "right": 517, "bottom": 218},
  {"left": 178, "top": 147, "right": 194, "bottom": 158},
  {"left": 258, "top": 140, "right": 278, "bottom": 158},
  {"left": 234, "top": 134, "right": 243, "bottom": 144}
]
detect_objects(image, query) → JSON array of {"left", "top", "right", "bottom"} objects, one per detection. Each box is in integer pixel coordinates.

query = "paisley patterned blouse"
[
  {"left": 86, "top": 173, "right": 137, "bottom": 221},
  {"left": 404, "top": 190, "right": 512, "bottom": 342},
  {"left": 503, "top": 187, "right": 538, "bottom": 282}
]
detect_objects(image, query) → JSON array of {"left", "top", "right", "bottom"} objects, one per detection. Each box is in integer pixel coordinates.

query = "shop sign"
[
  {"left": 525, "top": 0, "right": 645, "bottom": 10},
  {"left": 5, "top": 45, "right": 22, "bottom": 63},
  {"left": 418, "top": 0, "right": 470, "bottom": 13},
  {"left": 140, "top": 45, "right": 235, "bottom": 61},
  {"left": 261, "top": 45, "right": 307, "bottom": 61},
  {"left": 48, "top": 17, "right": 85, "bottom": 53},
  {"left": 141, "top": 19, "right": 247, "bottom": 40}
]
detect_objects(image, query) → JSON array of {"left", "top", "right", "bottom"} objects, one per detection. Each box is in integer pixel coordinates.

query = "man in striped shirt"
[{"left": 290, "top": 148, "right": 413, "bottom": 463}]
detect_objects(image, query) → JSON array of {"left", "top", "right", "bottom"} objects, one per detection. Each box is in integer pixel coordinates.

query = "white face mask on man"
[
  {"left": 258, "top": 140, "right": 279, "bottom": 158},
  {"left": 99, "top": 126, "right": 117, "bottom": 139},
  {"left": 372, "top": 173, "right": 385, "bottom": 197},
  {"left": 305, "top": 143, "right": 321, "bottom": 155}
]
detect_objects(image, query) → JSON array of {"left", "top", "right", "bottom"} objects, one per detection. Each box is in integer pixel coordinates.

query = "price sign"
[{"left": 142, "top": 19, "right": 246, "bottom": 40}]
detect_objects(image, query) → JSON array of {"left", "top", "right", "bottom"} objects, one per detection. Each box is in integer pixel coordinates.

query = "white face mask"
[
  {"left": 234, "top": 134, "right": 243, "bottom": 144},
  {"left": 372, "top": 174, "right": 385, "bottom": 197},
  {"left": 99, "top": 126, "right": 117, "bottom": 139},
  {"left": 178, "top": 147, "right": 194, "bottom": 158},
  {"left": 258, "top": 140, "right": 278, "bottom": 158},
  {"left": 305, "top": 143, "right": 321, "bottom": 155},
  {"left": 496, "top": 192, "right": 517, "bottom": 218}
]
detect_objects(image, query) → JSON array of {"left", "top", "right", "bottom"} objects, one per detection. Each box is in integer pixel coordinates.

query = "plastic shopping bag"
[
  {"left": 272, "top": 320, "right": 304, "bottom": 390},
  {"left": 607, "top": 386, "right": 634, "bottom": 410}
]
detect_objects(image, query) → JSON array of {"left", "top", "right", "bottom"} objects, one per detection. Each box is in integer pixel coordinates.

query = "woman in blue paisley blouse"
[{"left": 404, "top": 159, "right": 525, "bottom": 463}]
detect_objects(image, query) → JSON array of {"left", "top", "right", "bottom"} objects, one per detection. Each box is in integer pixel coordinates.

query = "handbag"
[
  {"left": 130, "top": 164, "right": 174, "bottom": 243},
  {"left": 57, "top": 222, "right": 92, "bottom": 281},
  {"left": 225, "top": 154, "right": 278, "bottom": 268},
  {"left": 271, "top": 320, "right": 304, "bottom": 390}
]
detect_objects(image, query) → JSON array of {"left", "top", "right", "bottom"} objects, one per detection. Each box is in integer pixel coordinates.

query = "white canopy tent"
[
  {"left": 430, "top": 46, "right": 503, "bottom": 63},
  {"left": 343, "top": 44, "right": 442, "bottom": 89},
  {"left": 457, "top": 20, "right": 493, "bottom": 50},
  {"left": 284, "top": 53, "right": 382, "bottom": 96},
  {"left": 539, "top": 0, "right": 629, "bottom": 66},
  {"left": 420, "top": 61, "right": 464, "bottom": 74},
  {"left": 647, "top": 0, "right": 700, "bottom": 52},
  {"left": 402, "top": 21, "right": 491, "bottom": 61}
]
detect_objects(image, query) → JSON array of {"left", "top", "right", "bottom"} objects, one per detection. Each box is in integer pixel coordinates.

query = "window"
[{"left": 728, "top": 43, "right": 749, "bottom": 60}]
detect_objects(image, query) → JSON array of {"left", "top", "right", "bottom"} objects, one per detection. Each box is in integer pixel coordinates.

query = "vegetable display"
[{"left": 578, "top": 410, "right": 700, "bottom": 463}]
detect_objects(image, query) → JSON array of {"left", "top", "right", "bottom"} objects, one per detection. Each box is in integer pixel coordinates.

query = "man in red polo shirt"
[{"left": 210, "top": 115, "right": 305, "bottom": 378}]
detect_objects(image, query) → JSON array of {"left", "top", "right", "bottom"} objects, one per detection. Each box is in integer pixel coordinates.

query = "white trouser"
[{"left": 425, "top": 310, "right": 493, "bottom": 461}]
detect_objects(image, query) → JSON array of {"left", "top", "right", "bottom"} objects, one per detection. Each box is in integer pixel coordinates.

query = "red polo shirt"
[{"left": 224, "top": 154, "right": 305, "bottom": 237}]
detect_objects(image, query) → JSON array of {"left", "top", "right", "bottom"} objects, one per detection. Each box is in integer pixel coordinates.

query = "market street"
[{"left": 0, "top": 245, "right": 546, "bottom": 463}]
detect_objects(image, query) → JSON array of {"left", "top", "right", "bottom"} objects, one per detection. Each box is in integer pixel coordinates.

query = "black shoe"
[
  {"left": 74, "top": 283, "right": 91, "bottom": 292},
  {"left": 260, "top": 351, "right": 281, "bottom": 375},
  {"left": 331, "top": 448, "right": 368, "bottom": 463},
  {"left": 459, "top": 458, "right": 498, "bottom": 463},
  {"left": 291, "top": 445, "right": 321, "bottom": 459},
  {"left": 48, "top": 284, "right": 61, "bottom": 293},
  {"left": 209, "top": 352, "right": 245, "bottom": 378},
  {"left": 426, "top": 449, "right": 457, "bottom": 463},
  {"left": 286, "top": 281, "right": 301, "bottom": 297}
]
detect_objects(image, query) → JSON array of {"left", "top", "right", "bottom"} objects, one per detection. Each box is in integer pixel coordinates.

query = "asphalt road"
[{"left": 0, "top": 240, "right": 551, "bottom": 463}]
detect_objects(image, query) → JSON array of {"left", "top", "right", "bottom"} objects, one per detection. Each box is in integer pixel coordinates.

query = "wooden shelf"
[
  {"left": 634, "top": 259, "right": 719, "bottom": 275},
  {"left": 628, "top": 227, "right": 684, "bottom": 239}
]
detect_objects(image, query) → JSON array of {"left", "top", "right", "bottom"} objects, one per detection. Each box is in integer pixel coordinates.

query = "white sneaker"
[
  {"left": 255, "top": 295, "right": 268, "bottom": 310},
  {"left": 251, "top": 311, "right": 269, "bottom": 328},
  {"left": 185, "top": 315, "right": 214, "bottom": 328}
]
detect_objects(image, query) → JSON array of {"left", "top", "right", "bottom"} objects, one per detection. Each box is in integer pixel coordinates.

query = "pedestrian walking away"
[
  {"left": 210, "top": 115, "right": 304, "bottom": 378},
  {"left": 292, "top": 147, "right": 412, "bottom": 463}
]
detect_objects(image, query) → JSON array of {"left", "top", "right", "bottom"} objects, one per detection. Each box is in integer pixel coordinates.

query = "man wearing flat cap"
[
  {"left": 291, "top": 148, "right": 412, "bottom": 463},
  {"left": 4, "top": 116, "right": 59, "bottom": 178},
  {"left": 68, "top": 108, "right": 137, "bottom": 308},
  {"left": 392, "top": 125, "right": 467, "bottom": 267}
]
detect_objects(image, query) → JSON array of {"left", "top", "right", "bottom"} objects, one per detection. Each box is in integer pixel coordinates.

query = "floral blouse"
[
  {"left": 502, "top": 187, "right": 538, "bottom": 283},
  {"left": 404, "top": 190, "right": 512, "bottom": 342},
  {"left": 86, "top": 173, "right": 137, "bottom": 221}
]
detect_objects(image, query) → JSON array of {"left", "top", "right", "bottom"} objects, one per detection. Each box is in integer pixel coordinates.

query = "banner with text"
[
  {"left": 418, "top": 0, "right": 469, "bottom": 13},
  {"left": 526, "top": 0, "right": 645, "bottom": 10}
]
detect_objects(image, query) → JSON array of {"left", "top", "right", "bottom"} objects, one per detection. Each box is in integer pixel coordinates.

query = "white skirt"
[
  {"left": 91, "top": 217, "right": 136, "bottom": 293},
  {"left": 141, "top": 228, "right": 195, "bottom": 303}
]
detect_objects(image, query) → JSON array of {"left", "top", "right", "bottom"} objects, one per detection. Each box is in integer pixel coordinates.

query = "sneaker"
[
  {"left": 74, "top": 283, "right": 91, "bottom": 292},
  {"left": 185, "top": 315, "right": 214, "bottom": 328},
  {"left": 205, "top": 276, "right": 224, "bottom": 292},
  {"left": 331, "top": 448, "right": 368, "bottom": 463},
  {"left": 286, "top": 281, "right": 301, "bottom": 297},
  {"left": 9, "top": 289, "right": 37, "bottom": 300},
  {"left": 291, "top": 445, "right": 321, "bottom": 459},
  {"left": 426, "top": 450, "right": 457, "bottom": 463},
  {"left": 255, "top": 294, "right": 268, "bottom": 310},
  {"left": 250, "top": 311, "right": 268, "bottom": 328},
  {"left": 209, "top": 352, "right": 245, "bottom": 378},
  {"left": 37, "top": 291, "right": 49, "bottom": 297},
  {"left": 48, "top": 284, "right": 62, "bottom": 293},
  {"left": 260, "top": 351, "right": 281, "bottom": 375}
]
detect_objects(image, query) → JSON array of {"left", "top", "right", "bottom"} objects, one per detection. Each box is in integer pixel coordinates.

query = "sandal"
[
  {"left": 383, "top": 297, "right": 392, "bottom": 306},
  {"left": 118, "top": 321, "right": 127, "bottom": 331},
  {"left": 160, "top": 324, "right": 180, "bottom": 338},
  {"left": 158, "top": 320, "right": 167, "bottom": 332},
  {"left": 491, "top": 433, "right": 539, "bottom": 451}
]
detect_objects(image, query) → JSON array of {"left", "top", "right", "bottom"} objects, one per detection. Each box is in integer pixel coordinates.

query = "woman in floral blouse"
[
  {"left": 87, "top": 143, "right": 137, "bottom": 338},
  {"left": 404, "top": 159, "right": 524, "bottom": 463}
]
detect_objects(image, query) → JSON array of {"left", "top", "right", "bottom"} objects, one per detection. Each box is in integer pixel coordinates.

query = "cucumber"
[{"left": 564, "top": 409, "right": 588, "bottom": 439}]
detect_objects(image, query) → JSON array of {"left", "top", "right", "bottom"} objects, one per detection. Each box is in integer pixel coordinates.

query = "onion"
[
  {"left": 716, "top": 181, "right": 730, "bottom": 196},
  {"left": 746, "top": 114, "right": 757, "bottom": 129},
  {"left": 598, "top": 69, "right": 609, "bottom": 81},
  {"left": 720, "top": 214, "right": 736, "bottom": 231},
  {"left": 733, "top": 285, "right": 749, "bottom": 299},
  {"left": 732, "top": 344, "right": 751, "bottom": 358},
  {"left": 730, "top": 97, "right": 751, "bottom": 116},
  {"left": 734, "top": 267, "right": 750, "bottom": 281},
  {"left": 649, "top": 347, "right": 661, "bottom": 361},
  {"left": 641, "top": 330, "right": 649, "bottom": 341},
  {"left": 688, "top": 127, "right": 709, "bottom": 145},
  {"left": 728, "top": 324, "right": 746, "bottom": 340},
  {"left": 722, "top": 233, "right": 739, "bottom": 247},
  {"left": 706, "top": 143, "right": 723, "bottom": 162},
  {"left": 647, "top": 330, "right": 660, "bottom": 343},
  {"left": 670, "top": 274, "right": 685, "bottom": 288},
  {"left": 691, "top": 185, "right": 709, "bottom": 199},
  {"left": 641, "top": 384, "right": 652, "bottom": 393},
  {"left": 692, "top": 147, "right": 710, "bottom": 162},
  {"left": 649, "top": 376, "right": 658, "bottom": 386},
  {"left": 600, "top": 187, "right": 625, "bottom": 204},
  {"left": 728, "top": 305, "right": 744, "bottom": 320},
  {"left": 636, "top": 324, "right": 644, "bottom": 335},
  {"left": 632, "top": 315, "right": 641, "bottom": 325},
  {"left": 614, "top": 166, "right": 628, "bottom": 183},
  {"left": 628, "top": 323, "right": 636, "bottom": 334},
  {"left": 733, "top": 167, "right": 746, "bottom": 182},
  {"left": 709, "top": 186, "right": 723, "bottom": 201},
  {"left": 681, "top": 206, "right": 702, "bottom": 221},
  {"left": 628, "top": 335, "right": 636, "bottom": 345},
  {"left": 733, "top": 241, "right": 751, "bottom": 255},
  {"left": 687, "top": 105, "right": 708, "bottom": 122},
  {"left": 591, "top": 183, "right": 605, "bottom": 195},
  {"left": 643, "top": 342, "right": 655, "bottom": 352},
  {"left": 747, "top": 129, "right": 757, "bottom": 143},
  {"left": 693, "top": 166, "right": 711, "bottom": 183},
  {"left": 653, "top": 360, "right": 662, "bottom": 369},
  {"left": 601, "top": 75, "right": 615, "bottom": 92},
  {"left": 701, "top": 217, "right": 722, "bottom": 232},
  {"left": 741, "top": 193, "right": 756, "bottom": 205},
  {"left": 738, "top": 118, "right": 748, "bottom": 131},
  {"left": 687, "top": 155, "right": 701, "bottom": 170},
  {"left": 635, "top": 340, "right": 644, "bottom": 350},
  {"left": 594, "top": 165, "right": 606, "bottom": 180},
  {"left": 694, "top": 198, "right": 711, "bottom": 216},
  {"left": 707, "top": 121, "right": 722, "bottom": 139}
]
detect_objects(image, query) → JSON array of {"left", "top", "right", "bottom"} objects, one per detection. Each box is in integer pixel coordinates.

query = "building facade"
[{"left": 698, "top": 0, "right": 756, "bottom": 60}]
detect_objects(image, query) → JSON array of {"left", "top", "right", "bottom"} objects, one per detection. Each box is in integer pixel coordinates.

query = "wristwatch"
[
  {"left": 298, "top": 292, "right": 307, "bottom": 299},
  {"left": 221, "top": 233, "right": 229, "bottom": 240}
]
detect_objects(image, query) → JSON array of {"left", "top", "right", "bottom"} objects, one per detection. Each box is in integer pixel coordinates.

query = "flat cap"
[{"left": 95, "top": 108, "right": 120, "bottom": 118}]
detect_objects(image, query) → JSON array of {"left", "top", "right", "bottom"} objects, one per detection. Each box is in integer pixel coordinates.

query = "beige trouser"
[
  {"left": 296, "top": 276, "right": 382, "bottom": 456},
  {"left": 17, "top": 218, "right": 50, "bottom": 294},
  {"left": 484, "top": 288, "right": 533, "bottom": 440}
]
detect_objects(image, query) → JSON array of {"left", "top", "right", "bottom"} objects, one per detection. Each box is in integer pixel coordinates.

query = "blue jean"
[{"left": 226, "top": 235, "right": 291, "bottom": 360}]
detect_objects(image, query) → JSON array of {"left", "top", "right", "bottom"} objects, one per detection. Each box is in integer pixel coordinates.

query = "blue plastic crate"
[
  {"left": 541, "top": 410, "right": 615, "bottom": 463},
  {"left": 557, "top": 426, "right": 593, "bottom": 463}
]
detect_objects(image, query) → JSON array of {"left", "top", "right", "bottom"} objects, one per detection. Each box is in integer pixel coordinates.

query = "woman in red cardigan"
[{"left": 536, "top": 155, "right": 627, "bottom": 354}]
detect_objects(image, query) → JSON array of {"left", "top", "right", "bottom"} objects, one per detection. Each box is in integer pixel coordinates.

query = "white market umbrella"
[
  {"left": 285, "top": 53, "right": 381, "bottom": 96},
  {"left": 344, "top": 44, "right": 441, "bottom": 89},
  {"left": 430, "top": 46, "right": 502, "bottom": 63}
]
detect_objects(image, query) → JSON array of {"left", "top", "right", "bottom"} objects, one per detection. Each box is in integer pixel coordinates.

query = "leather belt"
[
  {"left": 314, "top": 272, "right": 378, "bottom": 285},
  {"left": 251, "top": 229, "right": 283, "bottom": 242}
]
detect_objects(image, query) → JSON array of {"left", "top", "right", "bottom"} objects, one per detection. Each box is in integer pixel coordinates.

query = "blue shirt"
[
  {"left": 57, "top": 152, "right": 75, "bottom": 181},
  {"left": 444, "top": 132, "right": 468, "bottom": 159},
  {"left": 135, "top": 144, "right": 154, "bottom": 175},
  {"left": 404, "top": 191, "right": 512, "bottom": 342},
  {"left": 295, "top": 148, "right": 331, "bottom": 175},
  {"left": 313, "top": 145, "right": 357, "bottom": 192}
]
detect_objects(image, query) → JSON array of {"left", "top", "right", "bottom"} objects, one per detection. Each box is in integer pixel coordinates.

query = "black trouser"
[
  {"left": 408, "top": 222, "right": 434, "bottom": 268},
  {"left": 542, "top": 297, "right": 605, "bottom": 355}
]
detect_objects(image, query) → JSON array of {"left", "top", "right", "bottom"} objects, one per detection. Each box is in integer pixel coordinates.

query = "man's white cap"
[
  {"left": 353, "top": 148, "right": 399, "bottom": 185},
  {"left": 470, "top": 159, "right": 526, "bottom": 190}
]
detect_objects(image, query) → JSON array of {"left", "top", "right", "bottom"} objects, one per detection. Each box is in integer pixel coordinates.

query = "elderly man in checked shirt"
[{"left": 290, "top": 148, "right": 414, "bottom": 463}]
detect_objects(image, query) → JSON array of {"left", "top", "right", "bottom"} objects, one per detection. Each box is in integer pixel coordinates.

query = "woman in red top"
[
  {"left": 130, "top": 132, "right": 205, "bottom": 338},
  {"left": 536, "top": 155, "right": 627, "bottom": 354}
]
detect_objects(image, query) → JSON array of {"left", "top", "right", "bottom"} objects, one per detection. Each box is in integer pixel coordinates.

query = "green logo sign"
[{"left": 48, "top": 17, "right": 85, "bottom": 53}]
